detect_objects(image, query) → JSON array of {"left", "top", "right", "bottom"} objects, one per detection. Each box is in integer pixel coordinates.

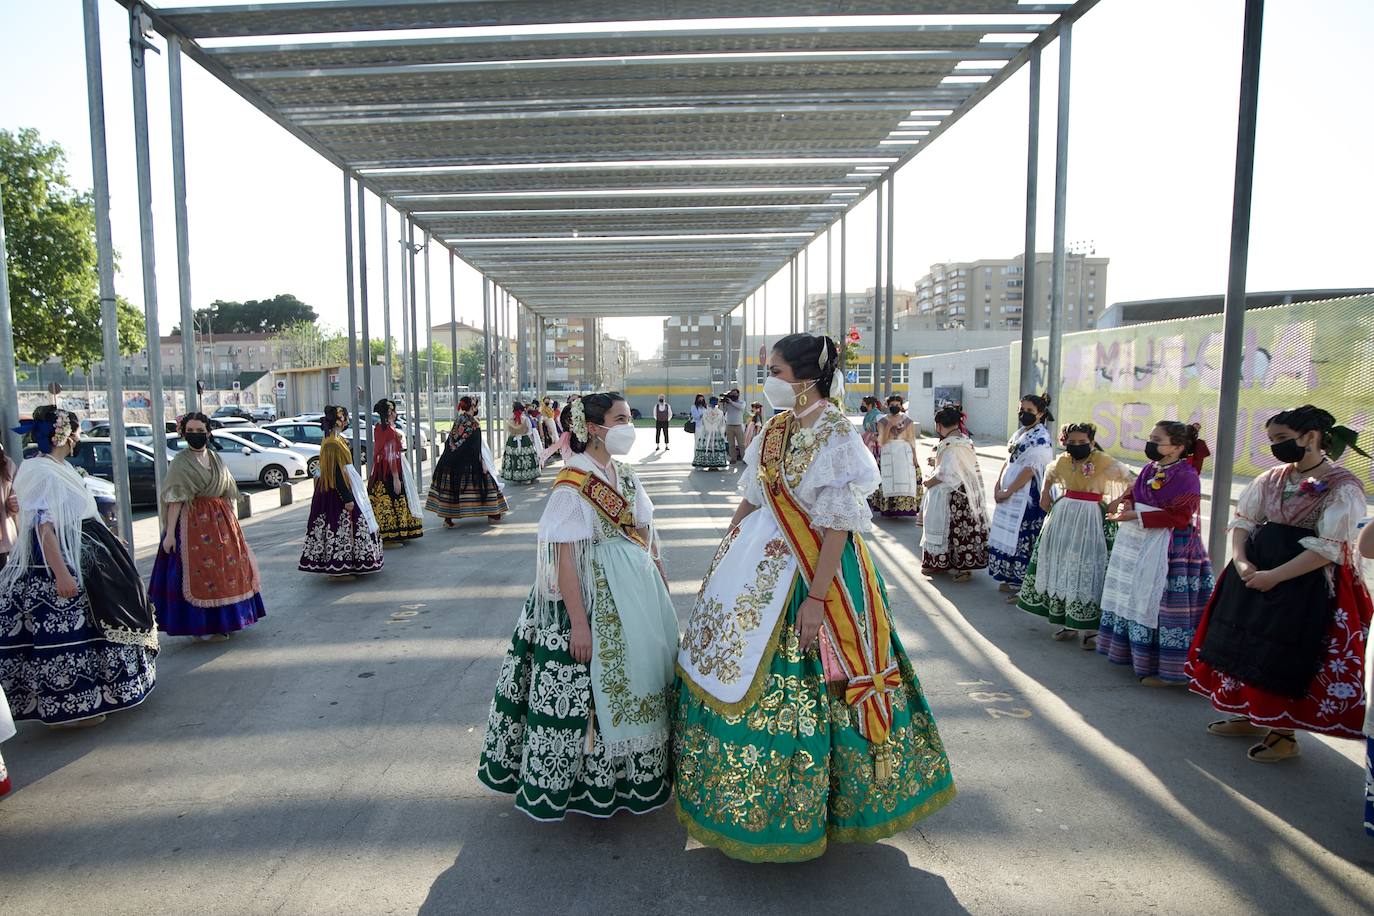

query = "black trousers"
[{"left": 655, "top": 420, "right": 670, "bottom": 444}]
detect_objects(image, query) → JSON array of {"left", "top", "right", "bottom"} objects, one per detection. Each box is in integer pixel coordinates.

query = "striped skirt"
[{"left": 1095, "top": 526, "right": 1213, "bottom": 682}]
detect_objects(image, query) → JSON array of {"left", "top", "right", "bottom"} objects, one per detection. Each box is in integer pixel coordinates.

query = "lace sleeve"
[
  {"left": 630, "top": 470, "right": 655, "bottom": 527},
  {"left": 796, "top": 427, "right": 879, "bottom": 532},
  {"left": 738, "top": 433, "right": 765, "bottom": 505},
  {"left": 1302, "top": 480, "right": 1366, "bottom": 565},
  {"left": 537, "top": 487, "right": 595, "bottom": 544}
]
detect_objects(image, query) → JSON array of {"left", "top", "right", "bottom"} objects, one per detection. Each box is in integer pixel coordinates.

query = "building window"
[
  {"left": 975, "top": 367, "right": 989, "bottom": 389},
  {"left": 921, "top": 371, "right": 933, "bottom": 389}
]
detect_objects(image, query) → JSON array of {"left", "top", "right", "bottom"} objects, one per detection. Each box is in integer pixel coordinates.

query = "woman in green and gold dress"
[{"left": 675, "top": 333, "right": 955, "bottom": 863}]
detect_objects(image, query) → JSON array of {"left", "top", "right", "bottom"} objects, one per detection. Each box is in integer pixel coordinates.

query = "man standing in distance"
[
  {"left": 654, "top": 395, "right": 672, "bottom": 451},
  {"left": 721, "top": 388, "right": 745, "bottom": 463}
]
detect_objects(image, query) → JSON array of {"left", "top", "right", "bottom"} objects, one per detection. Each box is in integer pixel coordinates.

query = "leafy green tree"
[
  {"left": 456, "top": 340, "right": 488, "bottom": 388},
  {"left": 173, "top": 293, "right": 317, "bottom": 335},
  {"left": 0, "top": 128, "right": 144, "bottom": 369}
]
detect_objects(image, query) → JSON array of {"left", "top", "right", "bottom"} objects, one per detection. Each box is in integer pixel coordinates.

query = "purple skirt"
[
  {"left": 150, "top": 543, "right": 265, "bottom": 637},
  {"left": 298, "top": 487, "right": 385, "bottom": 576}
]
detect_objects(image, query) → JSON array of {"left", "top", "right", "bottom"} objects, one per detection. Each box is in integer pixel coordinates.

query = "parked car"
[
  {"left": 23, "top": 438, "right": 168, "bottom": 507},
  {"left": 207, "top": 416, "right": 255, "bottom": 432},
  {"left": 231, "top": 425, "right": 321, "bottom": 477},
  {"left": 212, "top": 405, "right": 254, "bottom": 421},
  {"left": 166, "top": 430, "right": 308, "bottom": 488},
  {"left": 87, "top": 422, "right": 156, "bottom": 445},
  {"left": 250, "top": 404, "right": 278, "bottom": 422}
]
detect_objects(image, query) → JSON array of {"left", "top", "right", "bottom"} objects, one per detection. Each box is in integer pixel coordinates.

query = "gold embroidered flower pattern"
[{"left": 682, "top": 537, "right": 793, "bottom": 686}]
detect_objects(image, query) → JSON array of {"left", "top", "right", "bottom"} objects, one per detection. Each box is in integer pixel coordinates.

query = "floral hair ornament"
[
  {"left": 1297, "top": 477, "right": 1330, "bottom": 497},
  {"left": 570, "top": 397, "right": 589, "bottom": 443}
]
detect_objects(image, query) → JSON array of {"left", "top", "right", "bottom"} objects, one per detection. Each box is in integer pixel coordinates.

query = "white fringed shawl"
[{"left": 0, "top": 456, "right": 98, "bottom": 593}]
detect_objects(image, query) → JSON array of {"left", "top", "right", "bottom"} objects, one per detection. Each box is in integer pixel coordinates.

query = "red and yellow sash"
[
  {"left": 553, "top": 466, "right": 649, "bottom": 551},
  {"left": 757, "top": 414, "right": 898, "bottom": 746}
]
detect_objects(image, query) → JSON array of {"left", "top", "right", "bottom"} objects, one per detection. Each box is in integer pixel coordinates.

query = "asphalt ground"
[{"left": 0, "top": 434, "right": 1370, "bottom": 915}]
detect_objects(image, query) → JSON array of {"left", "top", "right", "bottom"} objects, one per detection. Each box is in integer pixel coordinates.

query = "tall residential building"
[
  {"left": 662, "top": 313, "right": 745, "bottom": 385},
  {"left": 541, "top": 316, "right": 599, "bottom": 391},
  {"left": 805, "top": 288, "right": 918, "bottom": 339},
  {"left": 910, "top": 252, "right": 1109, "bottom": 332}
]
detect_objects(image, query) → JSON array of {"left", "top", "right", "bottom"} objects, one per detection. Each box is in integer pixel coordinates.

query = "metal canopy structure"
[{"left": 133, "top": 0, "right": 1097, "bottom": 317}]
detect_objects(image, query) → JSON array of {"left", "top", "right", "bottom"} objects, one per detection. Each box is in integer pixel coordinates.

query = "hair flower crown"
[{"left": 570, "top": 398, "right": 589, "bottom": 442}]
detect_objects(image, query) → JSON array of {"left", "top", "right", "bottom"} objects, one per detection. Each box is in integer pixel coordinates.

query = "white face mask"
[
  {"left": 763, "top": 375, "right": 815, "bottom": 411},
  {"left": 601, "top": 423, "right": 636, "bottom": 456}
]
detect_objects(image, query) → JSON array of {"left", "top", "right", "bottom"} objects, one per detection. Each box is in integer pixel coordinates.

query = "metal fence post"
[
  {"left": 341, "top": 172, "right": 361, "bottom": 471},
  {"left": 423, "top": 231, "right": 434, "bottom": 465},
  {"left": 481, "top": 278, "right": 495, "bottom": 454},
  {"left": 167, "top": 36, "right": 198, "bottom": 416},
  {"left": 380, "top": 203, "right": 393, "bottom": 395},
  {"left": 872, "top": 182, "right": 883, "bottom": 399},
  {"left": 1046, "top": 21, "right": 1073, "bottom": 411},
  {"left": 356, "top": 181, "right": 373, "bottom": 463},
  {"left": 839, "top": 213, "right": 847, "bottom": 373},
  {"left": 1208, "top": 0, "right": 1265, "bottom": 566},
  {"left": 884, "top": 174, "right": 895, "bottom": 398},
  {"left": 1018, "top": 45, "right": 1042, "bottom": 397},
  {"left": 83, "top": 0, "right": 133, "bottom": 544},
  {"left": 407, "top": 217, "right": 422, "bottom": 481},
  {"left": 449, "top": 248, "right": 458, "bottom": 406}
]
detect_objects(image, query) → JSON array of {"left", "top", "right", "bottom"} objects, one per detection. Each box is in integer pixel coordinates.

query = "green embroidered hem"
[
  {"left": 1017, "top": 513, "right": 1117, "bottom": 628},
  {"left": 477, "top": 588, "right": 672, "bottom": 822},
  {"left": 672, "top": 584, "right": 955, "bottom": 863}
]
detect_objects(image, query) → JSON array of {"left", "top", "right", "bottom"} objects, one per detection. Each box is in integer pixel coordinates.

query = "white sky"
[{"left": 1, "top": 0, "right": 1370, "bottom": 358}]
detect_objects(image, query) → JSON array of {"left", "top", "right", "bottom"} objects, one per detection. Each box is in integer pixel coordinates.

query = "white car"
[
  {"left": 88, "top": 422, "right": 155, "bottom": 445},
  {"left": 166, "top": 430, "right": 309, "bottom": 488},
  {"left": 250, "top": 404, "right": 278, "bottom": 422},
  {"left": 230, "top": 426, "right": 322, "bottom": 477}
]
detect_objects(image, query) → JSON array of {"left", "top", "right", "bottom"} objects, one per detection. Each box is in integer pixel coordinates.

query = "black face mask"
[
  {"left": 1018, "top": 410, "right": 1037, "bottom": 427},
  {"left": 1269, "top": 437, "right": 1307, "bottom": 464},
  {"left": 1065, "top": 442, "right": 1093, "bottom": 461},
  {"left": 1144, "top": 441, "right": 1167, "bottom": 462},
  {"left": 185, "top": 431, "right": 209, "bottom": 450},
  {"left": 889, "top": 405, "right": 902, "bottom": 415}
]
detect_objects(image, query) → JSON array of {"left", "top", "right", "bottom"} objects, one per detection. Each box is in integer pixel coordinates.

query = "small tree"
[{"left": 1, "top": 128, "right": 143, "bottom": 369}]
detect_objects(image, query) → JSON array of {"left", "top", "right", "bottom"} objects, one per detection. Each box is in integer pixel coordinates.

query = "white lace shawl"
[
  {"left": 739, "top": 406, "right": 879, "bottom": 532},
  {"left": 0, "top": 456, "right": 98, "bottom": 594},
  {"left": 534, "top": 453, "right": 657, "bottom": 617}
]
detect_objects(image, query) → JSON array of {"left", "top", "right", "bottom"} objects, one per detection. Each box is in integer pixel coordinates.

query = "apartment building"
[
  {"left": 910, "top": 253, "right": 1109, "bottom": 332},
  {"left": 804, "top": 288, "right": 918, "bottom": 339},
  {"left": 662, "top": 313, "right": 745, "bottom": 385}
]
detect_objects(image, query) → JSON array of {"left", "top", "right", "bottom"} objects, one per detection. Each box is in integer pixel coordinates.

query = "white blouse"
[
  {"left": 739, "top": 404, "right": 880, "bottom": 533},
  {"left": 1230, "top": 466, "right": 1368, "bottom": 566},
  {"left": 537, "top": 452, "right": 653, "bottom": 544}
]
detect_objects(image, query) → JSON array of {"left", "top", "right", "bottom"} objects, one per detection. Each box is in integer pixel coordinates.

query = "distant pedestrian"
[
  {"left": 692, "top": 396, "right": 728, "bottom": 470},
  {"left": 368, "top": 399, "right": 424, "bottom": 544},
  {"left": 477, "top": 393, "right": 677, "bottom": 821},
  {"left": 742, "top": 401, "right": 764, "bottom": 448},
  {"left": 1096, "top": 421, "right": 1213, "bottom": 686},
  {"left": 0, "top": 407, "right": 158, "bottom": 727},
  {"left": 298, "top": 405, "right": 384, "bottom": 577},
  {"left": 861, "top": 396, "right": 883, "bottom": 460},
  {"left": 150, "top": 412, "right": 266, "bottom": 641},
  {"left": 1187, "top": 406, "right": 1370, "bottom": 761},
  {"left": 500, "top": 401, "right": 541, "bottom": 485},
  {"left": 653, "top": 395, "right": 672, "bottom": 450},
  {"left": 427, "top": 397, "right": 508, "bottom": 526},
  {"left": 1018, "top": 422, "right": 1134, "bottom": 648},
  {"left": 676, "top": 333, "right": 954, "bottom": 862},
  {"left": 720, "top": 387, "right": 745, "bottom": 461},
  {"left": 0, "top": 438, "right": 16, "bottom": 564},
  {"left": 988, "top": 393, "right": 1055, "bottom": 598},
  {"left": 921, "top": 405, "right": 989, "bottom": 582},
  {"left": 874, "top": 395, "right": 923, "bottom": 518}
]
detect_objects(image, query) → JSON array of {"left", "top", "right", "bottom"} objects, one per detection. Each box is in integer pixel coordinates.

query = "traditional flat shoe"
[
  {"left": 1139, "top": 676, "right": 1184, "bottom": 687},
  {"left": 998, "top": 582, "right": 1015, "bottom": 593},
  {"left": 1079, "top": 631, "right": 1098, "bottom": 650},
  {"left": 951, "top": 571, "right": 972, "bottom": 583},
  {"left": 1248, "top": 732, "right": 1301, "bottom": 763},
  {"left": 1208, "top": 717, "right": 1269, "bottom": 738},
  {"left": 1051, "top": 627, "right": 1076, "bottom": 641}
]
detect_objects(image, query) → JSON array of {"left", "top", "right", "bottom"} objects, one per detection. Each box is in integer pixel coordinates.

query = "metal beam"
[
  {"left": 342, "top": 172, "right": 361, "bottom": 471},
  {"left": 872, "top": 180, "right": 882, "bottom": 398},
  {"left": 423, "top": 231, "right": 435, "bottom": 470},
  {"left": 168, "top": 36, "right": 199, "bottom": 416},
  {"left": 85, "top": 0, "right": 133, "bottom": 545},
  {"left": 1046, "top": 20, "right": 1071, "bottom": 411},
  {"left": 839, "top": 212, "right": 847, "bottom": 372},
  {"left": 0, "top": 178, "right": 19, "bottom": 464},
  {"left": 1208, "top": 0, "right": 1265, "bottom": 567},
  {"left": 407, "top": 216, "right": 422, "bottom": 480},
  {"left": 449, "top": 248, "right": 458, "bottom": 406},
  {"left": 1018, "top": 45, "right": 1041, "bottom": 397},
  {"left": 357, "top": 179, "right": 374, "bottom": 461},
  {"left": 380, "top": 201, "right": 393, "bottom": 392},
  {"left": 481, "top": 277, "right": 494, "bottom": 454},
  {"left": 884, "top": 174, "right": 895, "bottom": 398}
]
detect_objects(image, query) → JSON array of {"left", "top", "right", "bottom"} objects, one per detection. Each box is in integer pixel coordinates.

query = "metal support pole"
[
  {"left": 884, "top": 174, "right": 896, "bottom": 398},
  {"left": 720, "top": 307, "right": 729, "bottom": 389},
  {"left": 517, "top": 299, "right": 527, "bottom": 395},
  {"left": 397, "top": 218, "right": 410, "bottom": 419},
  {"left": 1018, "top": 45, "right": 1042, "bottom": 396},
  {"left": 481, "top": 279, "right": 495, "bottom": 454},
  {"left": 341, "top": 172, "right": 361, "bottom": 472},
  {"left": 356, "top": 181, "right": 374, "bottom": 463},
  {"left": 449, "top": 249, "right": 458, "bottom": 405},
  {"left": 167, "top": 36, "right": 197, "bottom": 415},
  {"left": 872, "top": 181, "right": 883, "bottom": 398},
  {"left": 407, "top": 217, "right": 422, "bottom": 480},
  {"left": 128, "top": 4, "right": 168, "bottom": 493},
  {"left": 423, "top": 232, "right": 434, "bottom": 465},
  {"left": 802, "top": 246, "right": 810, "bottom": 335},
  {"left": 84, "top": 0, "right": 132, "bottom": 544},
  {"left": 381, "top": 203, "right": 393, "bottom": 395},
  {"left": 0, "top": 184, "right": 20, "bottom": 463},
  {"left": 1046, "top": 21, "right": 1073, "bottom": 411},
  {"left": 825, "top": 227, "right": 833, "bottom": 338},
  {"left": 839, "top": 213, "right": 848, "bottom": 370},
  {"left": 1208, "top": 0, "right": 1265, "bottom": 566}
]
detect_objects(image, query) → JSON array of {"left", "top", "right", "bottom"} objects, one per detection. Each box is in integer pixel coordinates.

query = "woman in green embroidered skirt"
[
  {"left": 477, "top": 393, "right": 679, "bottom": 821},
  {"left": 675, "top": 334, "right": 955, "bottom": 863}
]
